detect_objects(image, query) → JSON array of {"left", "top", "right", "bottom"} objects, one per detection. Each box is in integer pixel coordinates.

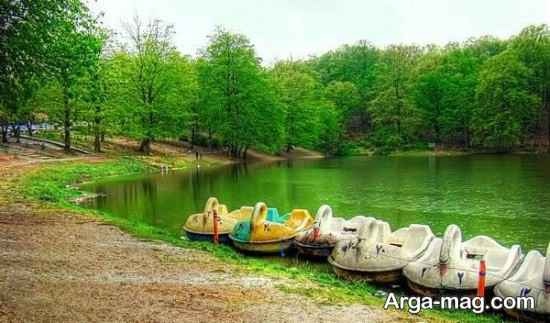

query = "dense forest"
[{"left": 1, "top": 1, "right": 549, "bottom": 157}]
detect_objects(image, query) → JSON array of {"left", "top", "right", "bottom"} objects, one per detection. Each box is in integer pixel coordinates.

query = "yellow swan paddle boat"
[
  {"left": 229, "top": 202, "right": 314, "bottom": 254},
  {"left": 182, "top": 197, "right": 253, "bottom": 243}
]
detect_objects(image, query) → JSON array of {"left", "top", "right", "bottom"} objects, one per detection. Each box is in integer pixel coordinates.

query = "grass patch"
[{"left": 16, "top": 158, "right": 507, "bottom": 323}]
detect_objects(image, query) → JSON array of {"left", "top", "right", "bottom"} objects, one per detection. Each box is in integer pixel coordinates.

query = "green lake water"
[{"left": 82, "top": 155, "right": 550, "bottom": 253}]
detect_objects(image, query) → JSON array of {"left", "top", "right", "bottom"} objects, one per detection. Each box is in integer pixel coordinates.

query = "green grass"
[{"left": 17, "top": 158, "right": 507, "bottom": 323}]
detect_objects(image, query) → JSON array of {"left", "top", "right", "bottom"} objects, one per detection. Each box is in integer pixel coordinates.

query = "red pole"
[
  {"left": 477, "top": 259, "right": 486, "bottom": 298},
  {"left": 313, "top": 227, "right": 320, "bottom": 240},
  {"left": 213, "top": 209, "right": 219, "bottom": 244}
]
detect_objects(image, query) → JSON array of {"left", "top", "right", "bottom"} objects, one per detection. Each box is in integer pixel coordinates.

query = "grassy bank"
[{"left": 16, "top": 157, "right": 505, "bottom": 323}]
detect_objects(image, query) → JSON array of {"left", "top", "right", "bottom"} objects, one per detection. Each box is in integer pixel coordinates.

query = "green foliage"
[
  {"left": 317, "top": 101, "right": 348, "bottom": 155},
  {"left": 270, "top": 60, "right": 323, "bottom": 151},
  {"left": 197, "top": 27, "right": 284, "bottom": 156},
  {"left": 369, "top": 45, "right": 422, "bottom": 149},
  {"left": 0, "top": 0, "right": 99, "bottom": 147},
  {"left": 3, "top": 5, "right": 550, "bottom": 155},
  {"left": 312, "top": 42, "right": 379, "bottom": 134},
  {"left": 111, "top": 17, "right": 197, "bottom": 153},
  {"left": 473, "top": 51, "right": 539, "bottom": 150}
]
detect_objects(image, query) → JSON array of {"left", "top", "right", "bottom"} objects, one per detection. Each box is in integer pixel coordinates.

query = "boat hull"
[
  {"left": 406, "top": 279, "right": 492, "bottom": 298},
  {"left": 184, "top": 230, "right": 231, "bottom": 244},
  {"left": 503, "top": 308, "right": 549, "bottom": 323},
  {"left": 328, "top": 257, "right": 402, "bottom": 284},
  {"left": 230, "top": 236, "right": 294, "bottom": 254},
  {"left": 294, "top": 240, "right": 334, "bottom": 258}
]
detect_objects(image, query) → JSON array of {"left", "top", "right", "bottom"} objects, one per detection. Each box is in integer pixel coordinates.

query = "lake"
[{"left": 82, "top": 155, "right": 550, "bottom": 253}]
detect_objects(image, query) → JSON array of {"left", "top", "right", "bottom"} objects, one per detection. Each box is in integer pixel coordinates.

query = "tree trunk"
[
  {"left": 0, "top": 126, "right": 7, "bottom": 143},
  {"left": 27, "top": 120, "right": 33, "bottom": 136},
  {"left": 139, "top": 138, "right": 152, "bottom": 154},
  {"left": 190, "top": 124, "right": 196, "bottom": 149},
  {"left": 94, "top": 105, "right": 102, "bottom": 153},
  {"left": 207, "top": 129, "right": 213, "bottom": 151},
  {"left": 243, "top": 146, "right": 249, "bottom": 160},
  {"left": 286, "top": 143, "right": 292, "bottom": 153},
  {"left": 94, "top": 133, "right": 101, "bottom": 153},
  {"left": 545, "top": 86, "right": 550, "bottom": 152},
  {"left": 11, "top": 125, "right": 20, "bottom": 143},
  {"left": 63, "top": 85, "right": 71, "bottom": 153}
]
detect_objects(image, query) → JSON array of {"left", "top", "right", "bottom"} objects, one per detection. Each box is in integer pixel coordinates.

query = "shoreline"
[{"left": 4, "top": 155, "right": 506, "bottom": 322}]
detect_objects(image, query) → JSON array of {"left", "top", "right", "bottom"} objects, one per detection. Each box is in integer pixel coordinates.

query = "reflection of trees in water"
[
  {"left": 140, "top": 178, "right": 159, "bottom": 225},
  {"left": 230, "top": 162, "right": 248, "bottom": 181},
  {"left": 190, "top": 167, "right": 203, "bottom": 210},
  {"left": 84, "top": 156, "right": 550, "bottom": 252}
]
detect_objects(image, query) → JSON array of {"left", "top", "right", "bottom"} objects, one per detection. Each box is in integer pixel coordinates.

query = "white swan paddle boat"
[
  {"left": 494, "top": 242, "right": 550, "bottom": 321},
  {"left": 328, "top": 219, "right": 435, "bottom": 283},
  {"left": 294, "top": 205, "right": 374, "bottom": 258},
  {"left": 403, "top": 224, "right": 523, "bottom": 297}
]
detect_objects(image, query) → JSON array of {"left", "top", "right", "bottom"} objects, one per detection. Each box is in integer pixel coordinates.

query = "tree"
[
  {"left": 119, "top": 16, "right": 193, "bottom": 154},
  {"left": 369, "top": 45, "right": 421, "bottom": 148},
  {"left": 270, "top": 60, "right": 321, "bottom": 151},
  {"left": 473, "top": 51, "right": 539, "bottom": 150},
  {"left": 198, "top": 27, "right": 283, "bottom": 158},
  {"left": 0, "top": 0, "right": 92, "bottom": 145},
  {"left": 324, "top": 80, "right": 361, "bottom": 137},
  {"left": 83, "top": 56, "right": 109, "bottom": 153},
  {"left": 511, "top": 25, "right": 550, "bottom": 149},
  {"left": 43, "top": 4, "right": 103, "bottom": 152},
  {"left": 312, "top": 41, "right": 379, "bottom": 134},
  {"left": 317, "top": 100, "right": 346, "bottom": 156}
]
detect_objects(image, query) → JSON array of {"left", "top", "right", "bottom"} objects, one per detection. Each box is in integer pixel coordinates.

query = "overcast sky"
[{"left": 88, "top": 0, "right": 550, "bottom": 64}]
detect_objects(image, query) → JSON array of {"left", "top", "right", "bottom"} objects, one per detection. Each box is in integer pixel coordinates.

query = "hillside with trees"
[{"left": 2, "top": 1, "right": 549, "bottom": 156}]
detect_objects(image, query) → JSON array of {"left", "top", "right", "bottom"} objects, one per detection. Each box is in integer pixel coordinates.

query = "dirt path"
[{"left": 0, "top": 162, "right": 403, "bottom": 323}]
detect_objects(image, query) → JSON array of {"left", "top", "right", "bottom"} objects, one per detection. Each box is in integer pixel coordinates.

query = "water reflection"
[{"left": 84, "top": 155, "right": 550, "bottom": 252}]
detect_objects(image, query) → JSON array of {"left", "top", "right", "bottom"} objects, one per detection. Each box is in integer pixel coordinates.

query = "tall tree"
[
  {"left": 199, "top": 27, "right": 283, "bottom": 157},
  {"left": 44, "top": 4, "right": 102, "bottom": 152},
  {"left": 119, "top": 16, "right": 193, "bottom": 154}
]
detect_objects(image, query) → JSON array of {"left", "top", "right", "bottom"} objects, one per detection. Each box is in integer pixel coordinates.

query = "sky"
[{"left": 88, "top": 0, "right": 550, "bottom": 64}]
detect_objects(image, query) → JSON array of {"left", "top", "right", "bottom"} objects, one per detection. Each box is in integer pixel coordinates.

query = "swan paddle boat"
[
  {"left": 328, "top": 219, "right": 435, "bottom": 283},
  {"left": 494, "top": 242, "right": 550, "bottom": 321},
  {"left": 182, "top": 197, "right": 253, "bottom": 243},
  {"left": 229, "top": 202, "right": 314, "bottom": 254},
  {"left": 404, "top": 224, "right": 523, "bottom": 297},
  {"left": 294, "top": 205, "right": 374, "bottom": 258}
]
